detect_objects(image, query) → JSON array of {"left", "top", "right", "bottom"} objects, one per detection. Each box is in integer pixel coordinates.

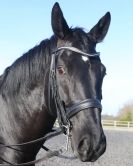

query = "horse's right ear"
[{"left": 51, "top": 2, "right": 70, "bottom": 39}]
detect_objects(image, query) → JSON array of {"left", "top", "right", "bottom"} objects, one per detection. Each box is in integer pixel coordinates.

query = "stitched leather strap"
[{"left": 66, "top": 99, "right": 102, "bottom": 119}]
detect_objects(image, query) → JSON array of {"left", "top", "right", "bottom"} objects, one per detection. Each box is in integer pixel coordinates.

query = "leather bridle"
[{"left": 48, "top": 46, "right": 102, "bottom": 133}]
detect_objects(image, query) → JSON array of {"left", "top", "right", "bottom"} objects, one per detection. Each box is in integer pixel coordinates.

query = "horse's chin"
[{"left": 72, "top": 149, "right": 100, "bottom": 162}]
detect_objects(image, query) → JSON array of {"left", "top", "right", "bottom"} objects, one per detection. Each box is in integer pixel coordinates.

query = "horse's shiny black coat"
[{"left": 0, "top": 2, "right": 111, "bottom": 165}]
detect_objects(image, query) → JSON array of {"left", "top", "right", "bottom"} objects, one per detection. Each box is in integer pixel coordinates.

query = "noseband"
[{"left": 48, "top": 46, "right": 102, "bottom": 133}]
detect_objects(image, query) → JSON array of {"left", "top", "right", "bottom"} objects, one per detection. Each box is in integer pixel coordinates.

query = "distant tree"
[
  {"left": 117, "top": 101, "right": 133, "bottom": 121},
  {"left": 102, "top": 114, "right": 116, "bottom": 120}
]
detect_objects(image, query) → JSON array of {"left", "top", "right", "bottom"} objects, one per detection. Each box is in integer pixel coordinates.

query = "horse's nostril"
[{"left": 77, "top": 135, "right": 106, "bottom": 162}]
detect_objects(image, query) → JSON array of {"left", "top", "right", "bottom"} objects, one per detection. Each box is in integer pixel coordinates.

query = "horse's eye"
[{"left": 57, "top": 66, "right": 65, "bottom": 75}]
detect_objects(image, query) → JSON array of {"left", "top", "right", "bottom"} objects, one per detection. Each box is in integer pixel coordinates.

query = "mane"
[{"left": 0, "top": 36, "right": 57, "bottom": 95}]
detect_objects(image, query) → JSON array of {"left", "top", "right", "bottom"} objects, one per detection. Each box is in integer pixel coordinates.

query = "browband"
[{"left": 53, "top": 46, "right": 100, "bottom": 57}]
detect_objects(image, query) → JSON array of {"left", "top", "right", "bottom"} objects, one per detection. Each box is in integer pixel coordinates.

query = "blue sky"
[{"left": 0, "top": 0, "right": 133, "bottom": 115}]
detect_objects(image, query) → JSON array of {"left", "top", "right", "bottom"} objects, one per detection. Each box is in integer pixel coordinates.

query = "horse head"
[{"left": 51, "top": 2, "right": 111, "bottom": 162}]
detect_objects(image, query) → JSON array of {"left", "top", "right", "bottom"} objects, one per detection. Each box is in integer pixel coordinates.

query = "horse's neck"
[
  {"left": 0, "top": 67, "right": 54, "bottom": 143},
  {"left": 0, "top": 39, "right": 57, "bottom": 161}
]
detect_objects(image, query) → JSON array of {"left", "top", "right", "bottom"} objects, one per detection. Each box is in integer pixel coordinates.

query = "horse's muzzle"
[{"left": 77, "top": 133, "right": 106, "bottom": 162}]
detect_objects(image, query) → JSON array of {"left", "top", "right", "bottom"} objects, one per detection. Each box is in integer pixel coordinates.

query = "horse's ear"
[
  {"left": 88, "top": 12, "right": 111, "bottom": 43},
  {"left": 51, "top": 2, "right": 70, "bottom": 39}
]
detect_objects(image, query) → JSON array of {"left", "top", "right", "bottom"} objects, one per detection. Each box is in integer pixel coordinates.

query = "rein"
[
  {"left": 0, "top": 129, "right": 62, "bottom": 148},
  {"left": 0, "top": 150, "right": 60, "bottom": 166},
  {"left": 0, "top": 129, "right": 63, "bottom": 166}
]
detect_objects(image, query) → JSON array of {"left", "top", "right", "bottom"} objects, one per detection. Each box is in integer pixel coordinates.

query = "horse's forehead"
[
  {"left": 57, "top": 30, "right": 89, "bottom": 47},
  {"left": 57, "top": 40, "right": 72, "bottom": 48},
  {"left": 72, "top": 30, "right": 89, "bottom": 43}
]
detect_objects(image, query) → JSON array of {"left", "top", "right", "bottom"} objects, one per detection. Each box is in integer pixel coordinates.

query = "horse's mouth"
[
  {"left": 73, "top": 150, "right": 101, "bottom": 162},
  {"left": 72, "top": 141, "right": 106, "bottom": 162}
]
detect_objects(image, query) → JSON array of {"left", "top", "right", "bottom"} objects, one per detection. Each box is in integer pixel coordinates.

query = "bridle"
[
  {"left": 0, "top": 46, "right": 102, "bottom": 165},
  {"left": 48, "top": 46, "right": 102, "bottom": 133}
]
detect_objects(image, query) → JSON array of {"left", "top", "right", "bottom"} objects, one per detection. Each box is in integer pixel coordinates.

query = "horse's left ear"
[
  {"left": 51, "top": 2, "right": 70, "bottom": 39},
  {"left": 88, "top": 12, "right": 111, "bottom": 43}
]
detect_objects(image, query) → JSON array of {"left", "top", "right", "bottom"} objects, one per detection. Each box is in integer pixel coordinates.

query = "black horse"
[{"left": 0, "top": 2, "right": 111, "bottom": 165}]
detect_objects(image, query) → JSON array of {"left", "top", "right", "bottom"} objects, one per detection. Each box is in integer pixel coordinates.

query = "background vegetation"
[{"left": 102, "top": 101, "right": 133, "bottom": 121}]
